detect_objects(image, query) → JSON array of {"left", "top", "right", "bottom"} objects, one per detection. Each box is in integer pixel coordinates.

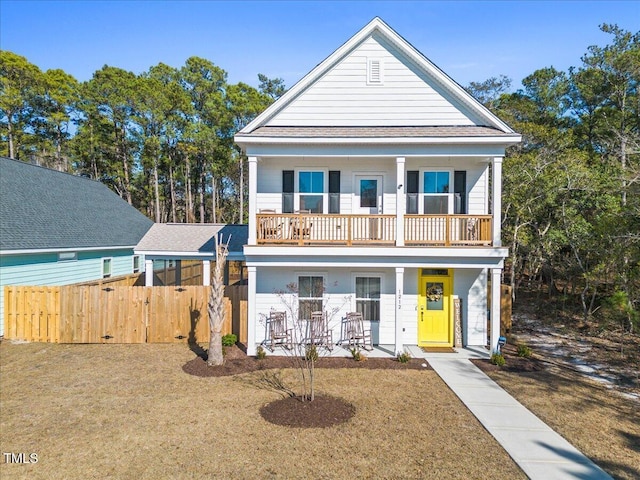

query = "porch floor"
[{"left": 261, "top": 344, "right": 490, "bottom": 359}]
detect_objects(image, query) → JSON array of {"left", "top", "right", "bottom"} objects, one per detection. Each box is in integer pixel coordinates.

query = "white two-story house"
[{"left": 235, "top": 18, "right": 521, "bottom": 356}]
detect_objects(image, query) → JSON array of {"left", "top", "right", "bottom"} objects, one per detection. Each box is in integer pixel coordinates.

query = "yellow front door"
[{"left": 418, "top": 273, "right": 452, "bottom": 346}]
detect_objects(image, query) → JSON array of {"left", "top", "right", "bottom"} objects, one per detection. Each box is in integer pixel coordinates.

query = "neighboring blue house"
[{"left": 0, "top": 157, "right": 153, "bottom": 336}]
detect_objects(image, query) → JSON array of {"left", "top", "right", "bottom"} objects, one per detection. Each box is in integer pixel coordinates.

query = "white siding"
[
  {"left": 255, "top": 267, "right": 397, "bottom": 346},
  {"left": 455, "top": 268, "right": 487, "bottom": 346},
  {"left": 252, "top": 265, "right": 489, "bottom": 350},
  {"left": 267, "top": 34, "right": 481, "bottom": 127}
]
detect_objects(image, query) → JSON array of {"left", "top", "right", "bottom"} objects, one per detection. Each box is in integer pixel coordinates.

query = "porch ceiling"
[{"left": 243, "top": 245, "right": 507, "bottom": 269}]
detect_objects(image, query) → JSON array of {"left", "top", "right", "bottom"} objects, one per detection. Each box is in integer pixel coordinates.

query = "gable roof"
[
  {"left": 237, "top": 17, "right": 518, "bottom": 142},
  {"left": 0, "top": 157, "right": 153, "bottom": 252},
  {"left": 135, "top": 224, "right": 247, "bottom": 260}
]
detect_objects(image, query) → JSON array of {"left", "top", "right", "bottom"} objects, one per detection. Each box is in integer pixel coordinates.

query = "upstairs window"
[
  {"left": 423, "top": 171, "right": 452, "bottom": 214},
  {"left": 298, "top": 171, "right": 324, "bottom": 213}
]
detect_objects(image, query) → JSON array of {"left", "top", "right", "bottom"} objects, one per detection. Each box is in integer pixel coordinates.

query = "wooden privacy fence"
[{"left": 4, "top": 285, "right": 247, "bottom": 344}]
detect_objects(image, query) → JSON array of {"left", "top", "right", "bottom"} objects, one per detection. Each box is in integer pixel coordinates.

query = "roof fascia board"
[
  {"left": 237, "top": 134, "right": 522, "bottom": 146},
  {"left": 1, "top": 245, "right": 136, "bottom": 256}
]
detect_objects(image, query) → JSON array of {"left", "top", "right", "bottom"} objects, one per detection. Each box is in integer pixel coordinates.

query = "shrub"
[
  {"left": 256, "top": 345, "right": 267, "bottom": 360},
  {"left": 305, "top": 345, "right": 319, "bottom": 362},
  {"left": 396, "top": 351, "right": 411, "bottom": 364},
  {"left": 221, "top": 333, "right": 237, "bottom": 347},
  {"left": 490, "top": 352, "right": 506, "bottom": 366},
  {"left": 517, "top": 343, "right": 532, "bottom": 358},
  {"left": 350, "top": 348, "right": 367, "bottom": 362}
]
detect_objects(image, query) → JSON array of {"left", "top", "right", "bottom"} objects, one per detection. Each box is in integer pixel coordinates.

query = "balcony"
[{"left": 256, "top": 213, "right": 492, "bottom": 247}]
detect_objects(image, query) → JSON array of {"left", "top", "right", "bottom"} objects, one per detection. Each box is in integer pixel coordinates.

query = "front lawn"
[{"left": 0, "top": 342, "right": 525, "bottom": 479}]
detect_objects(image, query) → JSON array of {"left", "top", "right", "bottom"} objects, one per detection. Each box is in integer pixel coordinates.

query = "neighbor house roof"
[
  {"left": 135, "top": 224, "right": 247, "bottom": 260},
  {"left": 0, "top": 157, "right": 153, "bottom": 252}
]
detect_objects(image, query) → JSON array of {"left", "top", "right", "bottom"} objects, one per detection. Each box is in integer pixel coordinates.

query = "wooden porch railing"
[
  {"left": 257, "top": 213, "right": 493, "bottom": 246},
  {"left": 404, "top": 215, "right": 492, "bottom": 246},
  {"left": 257, "top": 213, "right": 396, "bottom": 245}
]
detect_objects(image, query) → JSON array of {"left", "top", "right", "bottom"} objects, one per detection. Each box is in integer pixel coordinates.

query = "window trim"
[
  {"left": 352, "top": 273, "right": 383, "bottom": 322},
  {"left": 102, "top": 257, "right": 113, "bottom": 279},
  {"left": 132, "top": 255, "right": 141, "bottom": 273},
  {"left": 294, "top": 168, "right": 328, "bottom": 213},
  {"left": 296, "top": 273, "right": 326, "bottom": 320},
  {"left": 420, "top": 168, "right": 454, "bottom": 214}
]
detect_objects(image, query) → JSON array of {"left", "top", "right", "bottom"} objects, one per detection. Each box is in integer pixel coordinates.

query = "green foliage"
[
  {"left": 396, "top": 351, "right": 411, "bottom": 364},
  {"left": 349, "top": 348, "right": 367, "bottom": 362},
  {"left": 517, "top": 344, "right": 533, "bottom": 358},
  {"left": 221, "top": 333, "right": 237, "bottom": 347},
  {"left": 490, "top": 353, "right": 506, "bottom": 367},
  {"left": 256, "top": 345, "right": 267, "bottom": 360},
  {"left": 304, "top": 345, "right": 319, "bottom": 362}
]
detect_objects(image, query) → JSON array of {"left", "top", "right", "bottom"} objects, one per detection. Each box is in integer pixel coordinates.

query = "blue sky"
[{"left": 1, "top": 1, "right": 638, "bottom": 91}]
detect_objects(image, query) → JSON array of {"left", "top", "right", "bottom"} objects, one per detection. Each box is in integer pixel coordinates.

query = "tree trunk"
[
  {"left": 153, "top": 159, "right": 161, "bottom": 223},
  {"left": 7, "top": 116, "right": 15, "bottom": 159},
  {"left": 207, "top": 330, "right": 224, "bottom": 366},
  {"left": 169, "top": 163, "right": 177, "bottom": 223},
  {"left": 186, "top": 155, "right": 193, "bottom": 222}
]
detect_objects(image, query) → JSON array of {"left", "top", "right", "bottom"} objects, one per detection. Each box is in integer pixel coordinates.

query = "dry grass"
[
  {"left": 482, "top": 362, "right": 640, "bottom": 480},
  {"left": 0, "top": 342, "right": 525, "bottom": 480}
]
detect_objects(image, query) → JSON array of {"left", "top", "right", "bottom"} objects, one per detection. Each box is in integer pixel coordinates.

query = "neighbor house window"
[
  {"left": 298, "top": 171, "right": 324, "bottom": 213},
  {"left": 57, "top": 252, "right": 77, "bottom": 262},
  {"left": 298, "top": 275, "right": 324, "bottom": 320},
  {"left": 133, "top": 255, "right": 141, "bottom": 273},
  {"left": 102, "top": 258, "right": 112, "bottom": 278},
  {"left": 423, "top": 171, "right": 452, "bottom": 214},
  {"left": 355, "top": 277, "right": 380, "bottom": 322}
]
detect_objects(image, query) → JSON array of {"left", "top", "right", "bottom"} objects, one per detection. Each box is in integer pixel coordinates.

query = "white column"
[
  {"left": 396, "top": 157, "right": 405, "bottom": 247},
  {"left": 247, "top": 266, "right": 257, "bottom": 356},
  {"left": 395, "top": 267, "right": 404, "bottom": 355},
  {"left": 202, "top": 260, "right": 211, "bottom": 286},
  {"left": 490, "top": 268, "right": 501, "bottom": 353},
  {"left": 248, "top": 156, "right": 258, "bottom": 245},
  {"left": 145, "top": 259, "right": 154, "bottom": 286},
  {"left": 491, "top": 157, "right": 503, "bottom": 247}
]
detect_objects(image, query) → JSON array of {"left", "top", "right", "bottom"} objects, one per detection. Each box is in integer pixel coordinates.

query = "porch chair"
[
  {"left": 307, "top": 310, "right": 333, "bottom": 351},
  {"left": 344, "top": 312, "right": 372, "bottom": 351},
  {"left": 290, "top": 210, "right": 312, "bottom": 240},
  {"left": 258, "top": 210, "right": 282, "bottom": 240},
  {"left": 266, "top": 311, "right": 292, "bottom": 351}
]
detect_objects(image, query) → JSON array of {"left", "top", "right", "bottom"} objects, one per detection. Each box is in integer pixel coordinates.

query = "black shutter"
[
  {"left": 454, "top": 171, "right": 467, "bottom": 214},
  {"left": 406, "top": 170, "right": 419, "bottom": 214},
  {"left": 329, "top": 171, "right": 340, "bottom": 214},
  {"left": 282, "top": 170, "right": 294, "bottom": 213}
]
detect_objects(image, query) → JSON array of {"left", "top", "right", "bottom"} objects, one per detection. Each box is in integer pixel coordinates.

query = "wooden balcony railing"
[
  {"left": 256, "top": 213, "right": 492, "bottom": 246},
  {"left": 404, "top": 215, "right": 492, "bottom": 246},
  {"left": 257, "top": 213, "right": 396, "bottom": 246}
]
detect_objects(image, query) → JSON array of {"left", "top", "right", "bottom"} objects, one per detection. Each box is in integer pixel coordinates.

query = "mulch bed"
[
  {"left": 471, "top": 345, "right": 546, "bottom": 374},
  {"left": 260, "top": 394, "right": 356, "bottom": 428},
  {"left": 182, "top": 345, "right": 431, "bottom": 377}
]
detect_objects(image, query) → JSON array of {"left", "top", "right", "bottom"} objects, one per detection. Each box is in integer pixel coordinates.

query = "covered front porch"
[{"left": 244, "top": 258, "right": 506, "bottom": 357}]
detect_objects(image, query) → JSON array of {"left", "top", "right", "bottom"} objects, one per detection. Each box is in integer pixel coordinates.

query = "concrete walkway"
[{"left": 419, "top": 349, "right": 612, "bottom": 479}]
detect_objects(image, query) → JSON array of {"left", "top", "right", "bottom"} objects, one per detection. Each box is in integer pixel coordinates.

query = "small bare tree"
[
  {"left": 207, "top": 235, "right": 230, "bottom": 366},
  {"left": 264, "top": 282, "right": 350, "bottom": 401}
]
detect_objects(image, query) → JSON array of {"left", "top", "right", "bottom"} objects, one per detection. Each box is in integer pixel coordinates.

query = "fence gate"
[{"left": 5, "top": 285, "right": 234, "bottom": 344}]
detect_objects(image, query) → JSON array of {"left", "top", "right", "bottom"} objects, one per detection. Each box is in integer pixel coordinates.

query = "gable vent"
[{"left": 367, "top": 59, "right": 382, "bottom": 85}]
